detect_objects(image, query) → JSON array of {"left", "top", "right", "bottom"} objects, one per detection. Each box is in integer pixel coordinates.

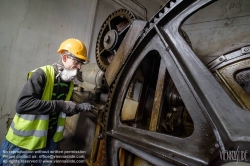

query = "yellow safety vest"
[{"left": 6, "top": 65, "right": 74, "bottom": 150}]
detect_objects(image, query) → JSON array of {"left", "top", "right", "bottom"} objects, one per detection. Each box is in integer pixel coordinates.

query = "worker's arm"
[{"left": 16, "top": 69, "right": 65, "bottom": 115}]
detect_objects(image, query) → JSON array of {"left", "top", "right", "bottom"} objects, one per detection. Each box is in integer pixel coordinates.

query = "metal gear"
[
  {"left": 101, "top": 0, "right": 250, "bottom": 165},
  {"left": 101, "top": 0, "right": 184, "bottom": 142},
  {"left": 101, "top": 0, "right": 187, "bottom": 164},
  {"left": 95, "top": 9, "right": 137, "bottom": 72}
]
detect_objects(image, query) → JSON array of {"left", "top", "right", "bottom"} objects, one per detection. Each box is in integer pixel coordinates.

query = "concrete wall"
[
  {"left": 0, "top": 0, "right": 97, "bottom": 142},
  {"left": 182, "top": 0, "right": 250, "bottom": 64}
]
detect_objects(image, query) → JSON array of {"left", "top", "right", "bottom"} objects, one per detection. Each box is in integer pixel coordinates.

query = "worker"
[{"left": 0, "top": 38, "right": 94, "bottom": 166}]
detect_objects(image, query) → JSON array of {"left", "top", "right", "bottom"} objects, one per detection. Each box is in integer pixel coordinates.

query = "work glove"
[
  {"left": 76, "top": 102, "right": 94, "bottom": 112},
  {"left": 63, "top": 101, "right": 79, "bottom": 116}
]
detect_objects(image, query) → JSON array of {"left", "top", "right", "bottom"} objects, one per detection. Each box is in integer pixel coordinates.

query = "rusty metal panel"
[
  {"left": 149, "top": 61, "right": 166, "bottom": 131},
  {"left": 105, "top": 20, "right": 146, "bottom": 86},
  {"left": 72, "top": 91, "right": 90, "bottom": 103},
  {"left": 133, "top": 156, "right": 152, "bottom": 165},
  {"left": 121, "top": 99, "right": 139, "bottom": 121},
  {"left": 216, "top": 58, "right": 250, "bottom": 110},
  {"left": 80, "top": 63, "right": 104, "bottom": 89}
]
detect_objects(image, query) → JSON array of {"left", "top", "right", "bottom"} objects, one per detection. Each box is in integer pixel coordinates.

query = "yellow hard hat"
[{"left": 57, "top": 38, "right": 89, "bottom": 61}]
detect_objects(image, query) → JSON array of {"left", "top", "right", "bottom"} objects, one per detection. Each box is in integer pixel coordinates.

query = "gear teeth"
[
  {"left": 154, "top": 17, "right": 158, "bottom": 23},
  {"left": 150, "top": 22, "right": 154, "bottom": 27},
  {"left": 95, "top": 9, "right": 136, "bottom": 72},
  {"left": 164, "top": 7, "right": 170, "bottom": 13},
  {"left": 158, "top": 12, "right": 163, "bottom": 17},
  {"left": 170, "top": 1, "right": 175, "bottom": 7}
]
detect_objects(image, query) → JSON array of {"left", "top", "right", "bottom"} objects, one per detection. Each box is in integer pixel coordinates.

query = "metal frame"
[{"left": 103, "top": 0, "right": 250, "bottom": 165}]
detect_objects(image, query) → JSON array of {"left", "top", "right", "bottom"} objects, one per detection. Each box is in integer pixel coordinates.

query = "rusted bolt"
[{"left": 219, "top": 57, "right": 224, "bottom": 61}]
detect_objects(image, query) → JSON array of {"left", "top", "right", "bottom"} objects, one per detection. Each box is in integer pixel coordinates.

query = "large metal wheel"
[
  {"left": 102, "top": 45, "right": 197, "bottom": 165},
  {"left": 103, "top": 50, "right": 163, "bottom": 165},
  {"left": 98, "top": 0, "right": 250, "bottom": 165},
  {"left": 95, "top": 9, "right": 136, "bottom": 71}
]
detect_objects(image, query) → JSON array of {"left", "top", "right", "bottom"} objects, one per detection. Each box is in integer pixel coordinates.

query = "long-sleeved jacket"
[
  {"left": 6, "top": 63, "right": 74, "bottom": 150},
  {"left": 16, "top": 67, "right": 66, "bottom": 115}
]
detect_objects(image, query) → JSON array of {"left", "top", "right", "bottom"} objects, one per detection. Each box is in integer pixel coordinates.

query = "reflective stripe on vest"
[
  {"left": 16, "top": 113, "right": 49, "bottom": 121},
  {"left": 53, "top": 112, "right": 67, "bottom": 142},
  {"left": 6, "top": 65, "right": 74, "bottom": 150},
  {"left": 10, "top": 122, "right": 47, "bottom": 137},
  {"left": 57, "top": 126, "right": 64, "bottom": 133}
]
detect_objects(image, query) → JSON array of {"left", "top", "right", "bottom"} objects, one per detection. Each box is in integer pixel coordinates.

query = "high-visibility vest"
[{"left": 6, "top": 65, "right": 74, "bottom": 150}]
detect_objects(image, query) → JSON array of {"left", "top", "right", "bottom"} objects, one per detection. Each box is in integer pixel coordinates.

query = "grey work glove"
[
  {"left": 75, "top": 102, "right": 94, "bottom": 112},
  {"left": 63, "top": 101, "right": 79, "bottom": 116}
]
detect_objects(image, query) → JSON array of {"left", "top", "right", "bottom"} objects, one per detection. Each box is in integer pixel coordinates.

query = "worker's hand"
[
  {"left": 62, "top": 101, "right": 78, "bottom": 115},
  {"left": 76, "top": 102, "right": 94, "bottom": 112}
]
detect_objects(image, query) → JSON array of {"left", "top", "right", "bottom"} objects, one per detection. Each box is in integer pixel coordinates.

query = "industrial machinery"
[{"left": 72, "top": 0, "right": 250, "bottom": 165}]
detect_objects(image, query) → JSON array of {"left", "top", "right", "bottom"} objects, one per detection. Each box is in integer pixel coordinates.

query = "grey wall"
[
  {"left": 182, "top": 0, "right": 250, "bottom": 64},
  {"left": 0, "top": 0, "right": 98, "bottom": 142}
]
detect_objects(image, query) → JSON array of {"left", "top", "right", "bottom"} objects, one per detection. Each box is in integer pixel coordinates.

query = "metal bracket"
[
  {"left": 241, "top": 46, "right": 250, "bottom": 54},
  {"left": 207, "top": 55, "right": 226, "bottom": 70}
]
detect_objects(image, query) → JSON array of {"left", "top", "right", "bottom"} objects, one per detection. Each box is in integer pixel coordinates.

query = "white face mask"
[{"left": 58, "top": 68, "right": 77, "bottom": 82}]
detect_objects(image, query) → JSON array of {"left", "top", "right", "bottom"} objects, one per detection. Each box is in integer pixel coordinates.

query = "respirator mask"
[{"left": 56, "top": 68, "right": 77, "bottom": 82}]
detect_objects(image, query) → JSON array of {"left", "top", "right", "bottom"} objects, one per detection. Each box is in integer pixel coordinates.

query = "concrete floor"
[{"left": 56, "top": 125, "right": 87, "bottom": 166}]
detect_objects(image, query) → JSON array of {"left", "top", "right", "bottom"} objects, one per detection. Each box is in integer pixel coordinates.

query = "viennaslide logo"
[{"left": 219, "top": 146, "right": 248, "bottom": 163}]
